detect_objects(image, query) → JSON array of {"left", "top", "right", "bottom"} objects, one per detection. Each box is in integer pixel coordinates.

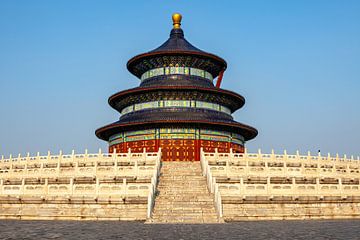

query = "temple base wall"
[
  {"left": 223, "top": 202, "right": 360, "bottom": 221},
  {"left": 110, "top": 139, "right": 244, "bottom": 161},
  {"left": 2, "top": 201, "right": 360, "bottom": 221},
  {"left": 0, "top": 202, "right": 147, "bottom": 221}
]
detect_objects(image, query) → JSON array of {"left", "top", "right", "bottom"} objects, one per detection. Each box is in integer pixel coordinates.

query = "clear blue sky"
[{"left": 0, "top": 0, "right": 359, "bottom": 157}]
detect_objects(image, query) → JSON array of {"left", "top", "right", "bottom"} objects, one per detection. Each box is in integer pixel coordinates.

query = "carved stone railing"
[
  {"left": 0, "top": 148, "right": 162, "bottom": 204},
  {"left": 200, "top": 148, "right": 223, "bottom": 218},
  {"left": 0, "top": 148, "right": 159, "bottom": 178},
  {"left": 201, "top": 148, "right": 360, "bottom": 202}
]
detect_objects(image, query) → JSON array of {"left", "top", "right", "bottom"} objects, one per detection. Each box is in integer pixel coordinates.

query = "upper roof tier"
[{"left": 127, "top": 13, "right": 227, "bottom": 79}]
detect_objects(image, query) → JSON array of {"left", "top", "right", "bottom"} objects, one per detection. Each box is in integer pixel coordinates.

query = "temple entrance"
[{"left": 160, "top": 139, "right": 197, "bottom": 161}]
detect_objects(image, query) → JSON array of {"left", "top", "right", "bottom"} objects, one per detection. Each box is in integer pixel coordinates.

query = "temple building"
[
  {"left": 96, "top": 13, "right": 257, "bottom": 161},
  {"left": 1, "top": 13, "right": 359, "bottom": 223}
]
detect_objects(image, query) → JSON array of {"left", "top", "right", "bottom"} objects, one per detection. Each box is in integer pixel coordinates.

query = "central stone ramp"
[{"left": 150, "top": 162, "right": 220, "bottom": 223}]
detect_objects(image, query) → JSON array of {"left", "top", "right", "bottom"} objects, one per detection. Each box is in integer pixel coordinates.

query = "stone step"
[
  {"left": 154, "top": 201, "right": 215, "bottom": 205},
  {"left": 150, "top": 218, "right": 219, "bottom": 224},
  {"left": 154, "top": 197, "right": 213, "bottom": 201},
  {"left": 156, "top": 189, "right": 209, "bottom": 192},
  {"left": 154, "top": 206, "right": 214, "bottom": 209},
  {"left": 157, "top": 184, "right": 208, "bottom": 187},
  {"left": 150, "top": 162, "right": 221, "bottom": 223},
  {"left": 154, "top": 209, "right": 216, "bottom": 216}
]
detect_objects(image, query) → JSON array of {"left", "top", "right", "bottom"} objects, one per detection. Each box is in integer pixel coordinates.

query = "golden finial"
[{"left": 172, "top": 13, "right": 182, "bottom": 29}]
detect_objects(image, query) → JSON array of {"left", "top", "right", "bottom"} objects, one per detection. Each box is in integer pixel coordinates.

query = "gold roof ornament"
[{"left": 172, "top": 13, "right": 182, "bottom": 29}]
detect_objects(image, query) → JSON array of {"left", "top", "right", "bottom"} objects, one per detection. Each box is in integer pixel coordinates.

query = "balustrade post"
[
  {"left": 158, "top": 147, "right": 162, "bottom": 161},
  {"left": 267, "top": 177, "right": 271, "bottom": 196},
  {"left": 283, "top": 150, "right": 288, "bottom": 177},
  {"left": 307, "top": 151, "right": 311, "bottom": 161},
  {"left": 112, "top": 148, "right": 117, "bottom": 165},
  {"left": 59, "top": 150, "right": 62, "bottom": 160},
  {"left": 98, "top": 148, "right": 102, "bottom": 164},
  {"left": 258, "top": 149, "right": 261, "bottom": 160},
  {"left": 315, "top": 152, "right": 321, "bottom": 175},
  {"left": 215, "top": 148, "right": 218, "bottom": 159},
  {"left": 55, "top": 151, "right": 60, "bottom": 177},
  {"left": 135, "top": 157, "right": 139, "bottom": 176},
  {"left": 296, "top": 150, "right": 300, "bottom": 161},
  {"left": 71, "top": 149, "right": 75, "bottom": 164},
  {"left": 300, "top": 156, "right": 305, "bottom": 175},
  {"left": 346, "top": 156, "right": 351, "bottom": 175},
  {"left": 239, "top": 177, "right": 243, "bottom": 195},
  {"left": 339, "top": 178, "right": 343, "bottom": 198},
  {"left": 25, "top": 153, "right": 30, "bottom": 172},
  {"left": 271, "top": 149, "right": 275, "bottom": 161},
  {"left": 9, "top": 154, "right": 12, "bottom": 170}
]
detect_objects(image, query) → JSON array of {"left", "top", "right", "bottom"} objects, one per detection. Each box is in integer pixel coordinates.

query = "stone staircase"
[{"left": 148, "top": 162, "right": 222, "bottom": 223}]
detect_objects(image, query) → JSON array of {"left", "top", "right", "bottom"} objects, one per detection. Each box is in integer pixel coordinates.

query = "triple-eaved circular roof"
[{"left": 95, "top": 14, "right": 258, "bottom": 143}]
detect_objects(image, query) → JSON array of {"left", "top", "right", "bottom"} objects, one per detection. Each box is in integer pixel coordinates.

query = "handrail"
[
  {"left": 201, "top": 149, "right": 360, "bottom": 165},
  {"left": 200, "top": 148, "right": 223, "bottom": 218},
  {"left": 0, "top": 148, "right": 160, "bottom": 166},
  {"left": 147, "top": 148, "right": 162, "bottom": 218}
]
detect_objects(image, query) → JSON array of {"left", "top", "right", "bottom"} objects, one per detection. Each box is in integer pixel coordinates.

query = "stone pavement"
[{"left": 0, "top": 220, "right": 360, "bottom": 239}]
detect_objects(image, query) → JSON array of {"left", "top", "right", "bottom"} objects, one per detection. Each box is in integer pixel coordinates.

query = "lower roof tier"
[
  {"left": 95, "top": 119, "right": 258, "bottom": 142},
  {"left": 108, "top": 86, "right": 245, "bottom": 114}
]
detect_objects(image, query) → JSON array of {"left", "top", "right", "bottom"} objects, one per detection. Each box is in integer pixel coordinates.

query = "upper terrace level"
[{"left": 204, "top": 149, "right": 360, "bottom": 178}]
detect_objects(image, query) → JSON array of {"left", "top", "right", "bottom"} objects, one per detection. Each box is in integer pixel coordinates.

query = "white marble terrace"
[
  {"left": 200, "top": 148, "right": 360, "bottom": 218},
  {"left": 0, "top": 148, "right": 162, "bottom": 218}
]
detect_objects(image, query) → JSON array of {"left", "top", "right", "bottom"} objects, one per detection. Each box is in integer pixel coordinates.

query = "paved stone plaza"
[{"left": 0, "top": 220, "right": 359, "bottom": 239}]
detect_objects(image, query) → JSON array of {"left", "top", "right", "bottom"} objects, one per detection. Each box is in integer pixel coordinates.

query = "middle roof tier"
[{"left": 108, "top": 86, "right": 246, "bottom": 114}]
